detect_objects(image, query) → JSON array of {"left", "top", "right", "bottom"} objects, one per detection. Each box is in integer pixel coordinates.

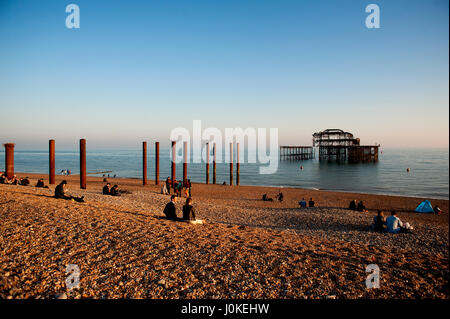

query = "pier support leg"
[
  {"left": 142, "top": 141, "right": 147, "bottom": 186},
  {"left": 213, "top": 143, "right": 216, "bottom": 184},
  {"left": 155, "top": 142, "right": 160, "bottom": 185},
  {"left": 183, "top": 141, "right": 188, "bottom": 185},
  {"left": 236, "top": 142, "right": 240, "bottom": 185},
  {"left": 206, "top": 143, "right": 210, "bottom": 184},
  {"left": 80, "top": 139, "right": 86, "bottom": 189},
  {"left": 171, "top": 141, "right": 176, "bottom": 187},
  {"left": 3, "top": 143, "right": 15, "bottom": 179},
  {"left": 49, "top": 139, "right": 55, "bottom": 184},
  {"left": 229, "top": 143, "right": 233, "bottom": 186}
]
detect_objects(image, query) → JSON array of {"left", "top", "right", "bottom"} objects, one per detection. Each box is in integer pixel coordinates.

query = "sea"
[{"left": 0, "top": 148, "right": 448, "bottom": 200}]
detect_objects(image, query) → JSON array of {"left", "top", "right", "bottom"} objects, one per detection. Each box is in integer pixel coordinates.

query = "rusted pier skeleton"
[{"left": 313, "top": 129, "right": 379, "bottom": 163}]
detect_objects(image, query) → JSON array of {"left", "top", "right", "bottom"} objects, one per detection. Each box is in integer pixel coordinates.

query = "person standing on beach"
[
  {"left": 163, "top": 195, "right": 178, "bottom": 220},
  {"left": 277, "top": 192, "right": 284, "bottom": 202},
  {"left": 166, "top": 177, "right": 171, "bottom": 194}
]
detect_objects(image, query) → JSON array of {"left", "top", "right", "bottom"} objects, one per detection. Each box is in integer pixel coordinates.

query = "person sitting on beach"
[
  {"left": 277, "top": 192, "right": 284, "bottom": 202},
  {"left": 349, "top": 200, "right": 357, "bottom": 211},
  {"left": 262, "top": 194, "right": 273, "bottom": 201},
  {"left": 308, "top": 198, "right": 315, "bottom": 207},
  {"left": 110, "top": 185, "right": 121, "bottom": 196},
  {"left": 102, "top": 183, "right": 111, "bottom": 195},
  {"left": 433, "top": 205, "right": 443, "bottom": 215},
  {"left": 163, "top": 195, "right": 178, "bottom": 221},
  {"left": 357, "top": 201, "right": 367, "bottom": 212},
  {"left": 299, "top": 198, "right": 307, "bottom": 208},
  {"left": 35, "top": 178, "right": 48, "bottom": 188},
  {"left": 20, "top": 177, "right": 30, "bottom": 186},
  {"left": 372, "top": 211, "right": 386, "bottom": 232},
  {"left": 54, "top": 180, "right": 85, "bottom": 202},
  {"left": 182, "top": 197, "right": 196, "bottom": 221},
  {"left": 0, "top": 174, "right": 6, "bottom": 184},
  {"left": 386, "top": 211, "right": 412, "bottom": 234}
]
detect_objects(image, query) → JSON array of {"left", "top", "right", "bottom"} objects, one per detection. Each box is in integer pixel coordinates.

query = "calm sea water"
[{"left": 0, "top": 148, "right": 448, "bottom": 199}]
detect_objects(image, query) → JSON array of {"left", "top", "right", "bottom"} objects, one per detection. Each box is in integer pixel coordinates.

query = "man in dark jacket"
[
  {"left": 163, "top": 195, "right": 178, "bottom": 220},
  {"left": 102, "top": 183, "right": 111, "bottom": 195}
]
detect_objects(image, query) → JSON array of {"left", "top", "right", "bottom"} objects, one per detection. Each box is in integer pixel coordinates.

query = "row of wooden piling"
[{"left": 2, "top": 140, "right": 241, "bottom": 189}]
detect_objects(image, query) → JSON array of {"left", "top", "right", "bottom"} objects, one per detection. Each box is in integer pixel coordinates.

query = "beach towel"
[{"left": 415, "top": 200, "right": 434, "bottom": 213}]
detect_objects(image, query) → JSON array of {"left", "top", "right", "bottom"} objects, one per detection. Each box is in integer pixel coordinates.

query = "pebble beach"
[{"left": 0, "top": 173, "right": 448, "bottom": 299}]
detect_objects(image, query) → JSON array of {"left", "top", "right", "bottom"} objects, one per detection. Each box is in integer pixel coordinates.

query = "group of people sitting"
[
  {"left": 0, "top": 174, "right": 49, "bottom": 188},
  {"left": 371, "top": 210, "right": 413, "bottom": 234},
  {"left": 163, "top": 195, "right": 199, "bottom": 222},
  {"left": 299, "top": 197, "right": 315, "bottom": 208},
  {"left": 262, "top": 192, "right": 284, "bottom": 202},
  {"left": 349, "top": 200, "right": 368, "bottom": 212},
  {"left": 102, "top": 183, "right": 121, "bottom": 196},
  {"left": 162, "top": 177, "right": 192, "bottom": 197}
]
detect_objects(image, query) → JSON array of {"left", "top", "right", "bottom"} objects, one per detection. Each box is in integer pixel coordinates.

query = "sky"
[{"left": 0, "top": 0, "right": 448, "bottom": 150}]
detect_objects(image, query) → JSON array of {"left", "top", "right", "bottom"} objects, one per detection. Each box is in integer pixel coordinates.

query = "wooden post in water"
[
  {"left": 205, "top": 143, "right": 210, "bottom": 184},
  {"left": 183, "top": 141, "right": 188, "bottom": 185},
  {"left": 3, "top": 143, "right": 15, "bottom": 179},
  {"left": 155, "top": 142, "right": 160, "bottom": 185},
  {"left": 80, "top": 139, "right": 86, "bottom": 189},
  {"left": 213, "top": 143, "right": 216, "bottom": 184},
  {"left": 49, "top": 139, "right": 55, "bottom": 184},
  {"left": 229, "top": 142, "right": 233, "bottom": 186},
  {"left": 171, "top": 141, "right": 176, "bottom": 187},
  {"left": 142, "top": 141, "right": 147, "bottom": 186},
  {"left": 236, "top": 142, "right": 240, "bottom": 186}
]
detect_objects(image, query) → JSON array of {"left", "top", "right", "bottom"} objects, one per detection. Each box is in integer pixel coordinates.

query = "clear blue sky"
[{"left": 0, "top": 0, "right": 448, "bottom": 149}]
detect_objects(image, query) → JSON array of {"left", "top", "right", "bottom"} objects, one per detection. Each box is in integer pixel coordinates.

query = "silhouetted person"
[
  {"left": 349, "top": 200, "right": 357, "bottom": 211},
  {"left": 110, "top": 185, "right": 120, "bottom": 196},
  {"left": 163, "top": 195, "right": 178, "bottom": 220},
  {"left": 357, "top": 201, "right": 366, "bottom": 212},
  {"left": 20, "top": 177, "right": 30, "bottom": 186},
  {"left": 36, "top": 178, "right": 48, "bottom": 188},
  {"left": 372, "top": 211, "right": 386, "bottom": 232},
  {"left": 299, "top": 198, "right": 307, "bottom": 208},
  {"left": 103, "top": 183, "right": 111, "bottom": 195},
  {"left": 55, "top": 180, "right": 84, "bottom": 202},
  {"left": 182, "top": 197, "right": 196, "bottom": 221},
  {"left": 308, "top": 198, "right": 315, "bottom": 207},
  {"left": 277, "top": 192, "right": 284, "bottom": 202}
]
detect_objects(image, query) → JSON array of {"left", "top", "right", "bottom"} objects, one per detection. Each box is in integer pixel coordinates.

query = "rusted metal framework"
[
  {"left": 312, "top": 129, "right": 379, "bottom": 163},
  {"left": 279, "top": 146, "right": 314, "bottom": 160}
]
